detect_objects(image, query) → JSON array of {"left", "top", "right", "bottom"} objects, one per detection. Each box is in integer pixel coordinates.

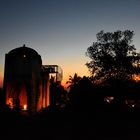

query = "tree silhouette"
[
  {"left": 66, "top": 73, "right": 81, "bottom": 91},
  {"left": 86, "top": 30, "right": 138, "bottom": 83}
]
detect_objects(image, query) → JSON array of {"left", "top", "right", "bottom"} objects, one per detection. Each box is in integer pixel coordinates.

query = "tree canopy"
[{"left": 86, "top": 30, "right": 139, "bottom": 83}]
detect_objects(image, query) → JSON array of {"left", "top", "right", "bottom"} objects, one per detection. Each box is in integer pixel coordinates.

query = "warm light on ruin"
[
  {"left": 8, "top": 98, "right": 13, "bottom": 109},
  {"left": 23, "top": 104, "right": 27, "bottom": 110},
  {"left": 104, "top": 96, "right": 114, "bottom": 103},
  {"left": 132, "top": 74, "right": 140, "bottom": 82}
]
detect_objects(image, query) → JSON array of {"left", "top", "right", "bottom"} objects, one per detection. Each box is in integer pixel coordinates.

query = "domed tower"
[{"left": 3, "top": 45, "right": 42, "bottom": 113}]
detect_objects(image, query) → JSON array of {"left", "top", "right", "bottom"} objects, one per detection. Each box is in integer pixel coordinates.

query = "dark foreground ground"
[{"left": 0, "top": 108, "right": 140, "bottom": 140}]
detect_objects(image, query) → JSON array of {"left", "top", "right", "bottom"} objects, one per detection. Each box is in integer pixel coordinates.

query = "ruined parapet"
[{"left": 42, "top": 65, "right": 63, "bottom": 107}]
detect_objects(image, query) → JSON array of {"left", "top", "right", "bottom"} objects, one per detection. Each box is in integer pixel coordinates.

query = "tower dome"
[{"left": 8, "top": 44, "right": 39, "bottom": 59}]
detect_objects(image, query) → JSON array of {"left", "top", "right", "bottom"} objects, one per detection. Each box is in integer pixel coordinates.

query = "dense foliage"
[{"left": 86, "top": 30, "right": 138, "bottom": 82}]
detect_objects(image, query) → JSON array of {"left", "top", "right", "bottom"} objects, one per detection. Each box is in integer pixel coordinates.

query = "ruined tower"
[
  {"left": 3, "top": 45, "right": 42, "bottom": 113},
  {"left": 3, "top": 45, "right": 63, "bottom": 113}
]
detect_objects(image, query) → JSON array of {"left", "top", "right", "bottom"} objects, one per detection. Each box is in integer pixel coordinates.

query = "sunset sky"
[{"left": 0, "top": 0, "right": 140, "bottom": 87}]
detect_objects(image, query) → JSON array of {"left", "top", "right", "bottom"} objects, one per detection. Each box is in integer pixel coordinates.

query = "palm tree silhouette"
[{"left": 66, "top": 73, "right": 81, "bottom": 90}]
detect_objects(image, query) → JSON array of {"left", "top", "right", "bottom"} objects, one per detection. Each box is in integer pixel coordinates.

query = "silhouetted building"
[{"left": 3, "top": 45, "right": 62, "bottom": 113}]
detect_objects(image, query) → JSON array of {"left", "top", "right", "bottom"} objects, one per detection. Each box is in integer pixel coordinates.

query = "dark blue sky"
[{"left": 0, "top": 0, "right": 140, "bottom": 86}]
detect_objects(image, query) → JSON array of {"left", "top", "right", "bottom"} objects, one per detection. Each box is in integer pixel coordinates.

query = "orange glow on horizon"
[
  {"left": 61, "top": 64, "right": 89, "bottom": 89},
  {"left": 61, "top": 71, "right": 89, "bottom": 89},
  {"left": 43, "top": 56, "right": 90, "bottom": 89}
]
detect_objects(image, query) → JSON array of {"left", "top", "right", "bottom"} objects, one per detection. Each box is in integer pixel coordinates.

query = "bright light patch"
[
  {"left": 23, "top": 104, "right": 27, "bottom": 110},
  {"left": 8, "top": 98, "right": 13, "bottom": 108},
  {"left": 104, "top": 96, "right": 114, "bottom": 103}
]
